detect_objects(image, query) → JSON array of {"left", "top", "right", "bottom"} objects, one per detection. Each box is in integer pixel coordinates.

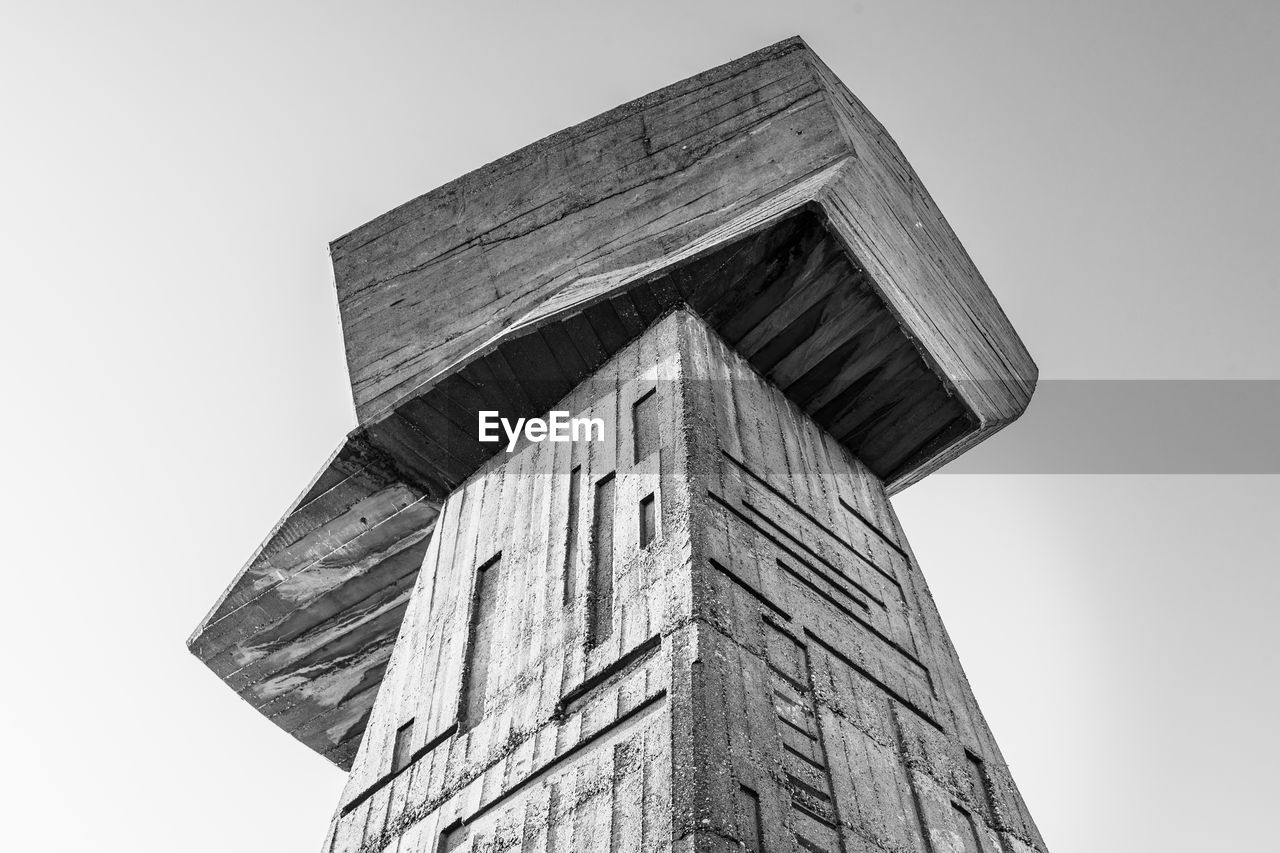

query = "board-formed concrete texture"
[
  {"left": 189, "top": 36, "right": 1045, "bottom": 851},
  {"left": 318, "top": 311, "right": 1045, "bottom": 853}
]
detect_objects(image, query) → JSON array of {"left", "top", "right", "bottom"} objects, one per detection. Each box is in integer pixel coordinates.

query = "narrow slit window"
[
  {"left": 564, "top": 465, "right": 582, "bottom": 605},
  {"left": 965, "top": 750, "right": 998, "bottom": 823},
  {"left": 438, "top": 821, "right": 468, "bottom": 853},
  {"left": 458, "top": 554, "right": 502, "bottom": 730},
  {"left": 632, "top": 387, "right": 659, "bottom": 462},
  {"left": 639, "top": 492, "right": 656, "bottom": 549},
  {"left": 951, "top": 804, "right": 984, "bottom": 853},
  {"left": 588, "top": 473, "right": 616, "bottom": 647},
  {"left": 737, "top": 784, "right": 765, "bottom": 852},
  {"left": 391, "top": 719, "right": 415, "bottom": 774}
]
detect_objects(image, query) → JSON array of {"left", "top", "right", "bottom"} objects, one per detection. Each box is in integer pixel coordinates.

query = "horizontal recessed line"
[
  {"left": 783, "top": 742, "right": 828, "bottom": 772},
  {"left": 777, "top": 713, "right": 819, "bottom": 742},
  {"left": 775, "top": 560, "right": 928, "bottom": 675},
  {"left": 786, "top": 773, "right": 834, "bottom": 804},
  {"left": 723, "top": 448, "right": 907, "bottom": 573},
  {"left": 414, "top": 724, "right": 458, "bottom": 763},
  {"left": 708, "top": 492, "right": 925, "bottom": 682},
  {"left": 708, "top": 558, "right": 793, "bottom": 621},
  {"left": 557, "top": 634, "right": 662, "bottom": 717},
  {"left": 464, "top": 689, "right": 667, "bottom": 828},
  {"left": 744, "top": 500, "right": 886, "bottom": 607},
  {"left": 340, "top": 722, "right": 457, "bottom": 817},
  {"left": 836, "top": 496, "right": 910, "bottom": 561},
  {"left": 766, "top": 663, "right": 808, "bottom": 695},
  {"left": 803, "top": 628, "right": 942, "bottom": 733},
  {"left": 791, "top": 799, "right": 841, "bottom": 830},
  {"left": 707, "top": 489, "right": 888, "bottom": 609},
  {"left": 795, "top": 834, "right": 838, "bottom": 853},
  {"left": 776, "top": 558, "right": 869, "bottom": 614}
]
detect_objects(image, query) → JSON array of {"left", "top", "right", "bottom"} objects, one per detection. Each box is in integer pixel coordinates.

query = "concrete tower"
[{"left": 190, "top": 38, "right": 1045, "bottom": 853}]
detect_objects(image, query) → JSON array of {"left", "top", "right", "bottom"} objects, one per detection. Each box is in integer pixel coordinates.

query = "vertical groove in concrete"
[{"left": 319, "top": 311, "right": 1046, "bottom": 853}]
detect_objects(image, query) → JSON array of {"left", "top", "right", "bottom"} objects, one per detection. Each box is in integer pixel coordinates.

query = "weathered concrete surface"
[
  {"left": 332, "top": 35, "right": 1037, "bottom": 490},
  {"left": 324, "top": 312, "right": 692, "bottom": 853},
  {"left": 190, "top": 38, "right": 1043, "bottom": 792},
  {"left": 319, "top": 312, "right": 1046, "bottom": 853},
  {"left": 188, "top": 437, "right": 439, "bottom": 767}
]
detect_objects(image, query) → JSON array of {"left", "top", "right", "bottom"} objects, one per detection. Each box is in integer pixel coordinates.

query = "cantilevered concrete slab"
[{"left": 190, "top": 37, "right": 1036, "bottom": 768}]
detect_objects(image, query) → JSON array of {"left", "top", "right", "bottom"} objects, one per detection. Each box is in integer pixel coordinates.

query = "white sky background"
[{"left": 3, "top": 2, "right": 1277, "bottom": 851}]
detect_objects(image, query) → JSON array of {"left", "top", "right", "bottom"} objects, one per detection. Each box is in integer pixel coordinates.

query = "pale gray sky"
[{"left": 3, "top": 2, "right": 1277, "bottom": 852}]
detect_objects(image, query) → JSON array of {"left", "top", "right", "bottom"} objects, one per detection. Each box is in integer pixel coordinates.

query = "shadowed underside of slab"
[
  {"left": 359, "top": 205, "right": 974, "bottom": 498},
  {"left": 332, "top": 37, "right": 1035, "bottom": 451},
  {"left": 189, "top": 438, "right": 438, "bottom": 767},
  {"left": 189, "top": 36, "right": 1037, "bottom": 768}
]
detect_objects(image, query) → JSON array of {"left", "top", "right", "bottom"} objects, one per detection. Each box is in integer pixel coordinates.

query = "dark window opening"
[
  {"left": 737, "top": 783, "right": 765, "bottom": 852},
  {"left": 391, "top": 719, "right": 415, "bottom": 774},
  {"left": 632, "top": 387, "right": 659, "bottom": 462},
  {"left": 965, "top": 749, "right": 998, "bottom": 824},
  {"left": 438, "top": 820, "right": 468, "bottom": 852},
  {"left": 458, "top": 553, "right": 502, "bottom": 730},
  {"left": 639, "top": 492, "right": 656, "bottom": 549},
  {"left": 588, "top": 473, "right": 616, "bottom": 647},
  {"left": 952, "top": 803, "right": 984, "bottom": 853},
  {"left": 564, "top": 465, "right": 582, "bottom": 605}
]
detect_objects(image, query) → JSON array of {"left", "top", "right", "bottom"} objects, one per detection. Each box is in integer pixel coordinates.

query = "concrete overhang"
[{"left": 189, "top": 36, "right": 1036, "bottom": 768}]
